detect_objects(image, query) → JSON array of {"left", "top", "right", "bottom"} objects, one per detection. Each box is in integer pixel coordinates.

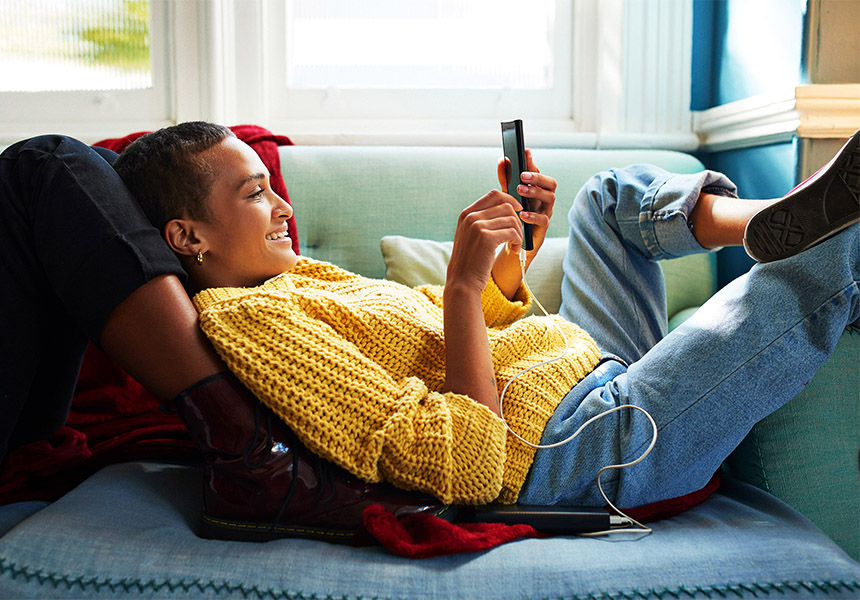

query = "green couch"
[
  {"left": 283, "top": 145, "right": 859, "bottom": 561},
  {"left": 1, "top": 144, "right": 857, "bottom": 600}
]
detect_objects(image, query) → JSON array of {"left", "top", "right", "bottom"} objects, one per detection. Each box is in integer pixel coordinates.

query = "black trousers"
[{"left": 0, "top": 135, "right": 184, "bottom": 462}]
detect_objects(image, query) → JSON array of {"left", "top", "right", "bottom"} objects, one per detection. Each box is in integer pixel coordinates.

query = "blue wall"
[
  {"left": 697, "top": 141, "right": 798, "bottom": 284},
  {"left": 692, "top": 0, "right": 805, "bottom": 110},
  {"left": 691, "top": 0, "right": 805, "bottom": 285}
]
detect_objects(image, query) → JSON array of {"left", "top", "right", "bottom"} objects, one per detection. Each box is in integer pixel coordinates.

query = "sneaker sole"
[{"left": 743, "top": 130, "right": 860, "bottom": 262}]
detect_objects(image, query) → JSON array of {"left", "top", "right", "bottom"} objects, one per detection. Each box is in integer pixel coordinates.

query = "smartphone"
[{"left": 501, "top": 119, "right": 533, "bottom": 251}]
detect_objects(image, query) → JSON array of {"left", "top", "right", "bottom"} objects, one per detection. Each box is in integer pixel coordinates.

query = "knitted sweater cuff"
[
  {"left": 445, "top": 395, "right": 507, "bottom": 504},
  {"left": 481, "top": 276, "right": 530, "bottom": 328}
]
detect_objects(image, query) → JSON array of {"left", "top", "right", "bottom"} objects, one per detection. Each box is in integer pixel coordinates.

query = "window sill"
[{"left": 268, "top": 118, "right": 699, "bottom": 151}]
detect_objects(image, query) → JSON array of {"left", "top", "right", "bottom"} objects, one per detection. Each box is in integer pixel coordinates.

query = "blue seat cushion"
[
  {"left": 0, "top": 500, "right": 47, "bottom": 538},
  {"left": 0, "top": 461, "right": 858, "bottom": 599}
]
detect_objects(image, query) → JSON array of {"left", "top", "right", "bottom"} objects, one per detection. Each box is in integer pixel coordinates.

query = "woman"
[
  {"left": 114, "top": 122, "right": 593, "bottom": 512},
  {"left": 114, "top": 121, "right": 859, "bottom": 540}
]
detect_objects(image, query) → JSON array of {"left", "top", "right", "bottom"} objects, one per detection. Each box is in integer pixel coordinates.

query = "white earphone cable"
[{"left": 496, "top": 250, "right": 657, "bottom": 535}]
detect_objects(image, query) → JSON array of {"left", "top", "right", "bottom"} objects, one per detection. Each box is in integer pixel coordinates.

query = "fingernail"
[
  {"left": 521, "top": 172, "right": 533, "bottom": 181},
  {"left": 518, "top": 184, "right": 529, "bottom": 194}
]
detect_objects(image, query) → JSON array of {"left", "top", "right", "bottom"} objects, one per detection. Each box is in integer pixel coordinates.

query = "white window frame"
[
  {"left": 227, "top": 0, "right": 697, "bottom": 149},
  {"left": 1, "top": 0, "right": 698, "bottom": 150},
  {"left": 0, "top": 0, "right": 174, "bottom": 146}
]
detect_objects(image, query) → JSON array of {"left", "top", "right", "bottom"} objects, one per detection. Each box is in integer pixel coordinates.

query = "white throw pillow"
[{"left": 380, "top": 235, "right": 567, "bottom": 315}]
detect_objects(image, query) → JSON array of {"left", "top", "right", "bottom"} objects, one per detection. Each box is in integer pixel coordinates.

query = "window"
[
  {"left": 0, "top": 0, "right": 696, "bottom": 149},
  {"left": 262, "top": 0, "right": 573, "bottom": 138},
  {"left": 0, "top": 0, "right": 152, "bottom": 92},
  {"left": 0, "top": 0, "right": 171, "bottom": 143},
  {"left": 253, "top": 0, "right": 694, "bottom": 147},
  {"left": 285, "top": 0, "right": 557, "bottom": 92}
]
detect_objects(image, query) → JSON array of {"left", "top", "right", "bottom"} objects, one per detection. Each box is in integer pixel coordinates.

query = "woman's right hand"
[
  {"left": 441, "top": 189, "right": 524, "bottom": 416},
  {"left": 445, "top": 189, "right": 524, "bottom": 295}
]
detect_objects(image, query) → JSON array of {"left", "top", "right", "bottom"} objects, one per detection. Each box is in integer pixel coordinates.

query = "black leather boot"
[{"left": 173, "top": 372, "right": 452, "bottom": 542}]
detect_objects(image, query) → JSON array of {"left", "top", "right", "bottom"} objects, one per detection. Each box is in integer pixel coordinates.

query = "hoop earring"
[{"left": 196, "top": 251, "right": 204, "bottom": 266}]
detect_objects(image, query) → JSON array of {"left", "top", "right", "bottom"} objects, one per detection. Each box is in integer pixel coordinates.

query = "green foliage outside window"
[
  {"left": 0, "top": 0, "right": 151, "bottom": 92},
  {"left": 78, "top": 0, "right": 150, "bottom": 71}
]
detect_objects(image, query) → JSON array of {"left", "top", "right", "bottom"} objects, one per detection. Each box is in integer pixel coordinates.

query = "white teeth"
[{"left": 266, "top": 231, "right": 289, "bottom": 241}]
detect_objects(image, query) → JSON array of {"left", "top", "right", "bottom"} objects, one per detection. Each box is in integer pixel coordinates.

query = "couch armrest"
[{"left": 726, "top": 328, "right": 860, "bottom": 562}]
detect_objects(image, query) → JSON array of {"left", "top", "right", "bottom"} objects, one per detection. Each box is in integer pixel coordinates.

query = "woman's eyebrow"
[{"left": 235, "top": 172, "right": 267, "bottom": 191}]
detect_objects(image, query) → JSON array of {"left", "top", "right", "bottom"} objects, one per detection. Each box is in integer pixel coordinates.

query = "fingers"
[
  {"left": 521, "top": 169, "right": 556, "bottom": 193},
  {"left": 458, "top": 191, "right": 524, "bottom": 247},
  {"left": 524, "top": 148, "right": 540, "bottom": 174},
  {"left": 518, "top": 171, "right": 556, "bottom": 221},
  {"left": 497, "top": 157, "right": 510, "bottom": 190},
  {"left": 470, "top": 187, "right": 522, "bottom": 213},
  {"left": 493, "top": 149, "right": 557, "bottom": 245},
  {"left": 498, "top": 149, "right": 557, "bottom": 205},
  {"left": 449, "top": 191, "right": 524, "bottom": 290},
  {"left": 518, "top": 207, "right": 550, "bottom": 230}
]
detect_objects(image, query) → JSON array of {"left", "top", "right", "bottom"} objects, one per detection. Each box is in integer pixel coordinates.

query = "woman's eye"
[{"left": 250, "top": 188, "right": 264, "bottom": 200}]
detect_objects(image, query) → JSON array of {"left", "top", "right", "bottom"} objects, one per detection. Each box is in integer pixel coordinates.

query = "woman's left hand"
[{"left": 493, "top": 149, "right": 557, "bottom": 298}]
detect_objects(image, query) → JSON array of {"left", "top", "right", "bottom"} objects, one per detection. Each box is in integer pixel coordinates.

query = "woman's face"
[{"left": 183, "top": 136, "right": 298, "bottom": 288}]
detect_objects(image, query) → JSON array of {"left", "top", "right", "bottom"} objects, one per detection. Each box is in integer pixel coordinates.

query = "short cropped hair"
[{"left": 114, "top": 122, "right": 235, "bottom": 232}]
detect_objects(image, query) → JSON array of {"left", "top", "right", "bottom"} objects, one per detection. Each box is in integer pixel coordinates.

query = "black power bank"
[{"left": 467, "top": 504, "right": 630, "bottom": 534}]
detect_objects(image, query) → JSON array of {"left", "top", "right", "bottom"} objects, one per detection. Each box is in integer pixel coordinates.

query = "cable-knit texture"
[{"left": 194, "top": 258, "right": 601, "bottom": 504}]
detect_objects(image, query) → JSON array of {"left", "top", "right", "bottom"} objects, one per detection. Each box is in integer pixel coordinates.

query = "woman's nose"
[{"left": 272, "top": 194, "right": 293, "bottom": 219}]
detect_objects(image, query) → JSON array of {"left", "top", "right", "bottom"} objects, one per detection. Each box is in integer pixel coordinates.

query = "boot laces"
[{"left": 240, "top": 402, "right": 339, "bottom": 534}]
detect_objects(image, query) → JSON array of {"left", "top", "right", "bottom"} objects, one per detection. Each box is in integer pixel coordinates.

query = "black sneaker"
[{"left": 744, "top": 129, "right": 859, "bottom": 262}]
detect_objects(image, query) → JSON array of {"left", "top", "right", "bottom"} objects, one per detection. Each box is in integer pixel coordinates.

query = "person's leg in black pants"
[{"left": 0, "top": 135, "right": 224, "bottom": 463}]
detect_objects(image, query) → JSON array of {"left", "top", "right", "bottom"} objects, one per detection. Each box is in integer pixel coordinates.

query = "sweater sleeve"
[
  {"left": 194, "top": 285, "right": 507, "bottom": 505},
  {"left": 415, "top": 276, "right": 530, "bottom": 328}
]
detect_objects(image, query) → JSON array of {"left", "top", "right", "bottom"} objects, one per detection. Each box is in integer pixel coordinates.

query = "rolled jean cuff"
[{"left": 639, "top": 170, "right": 737, "bottom": 260}]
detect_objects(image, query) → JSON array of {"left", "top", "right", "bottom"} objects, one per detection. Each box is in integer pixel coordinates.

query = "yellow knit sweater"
[{"left": 194, "top": 257, "right": 601, "bottom": 504}]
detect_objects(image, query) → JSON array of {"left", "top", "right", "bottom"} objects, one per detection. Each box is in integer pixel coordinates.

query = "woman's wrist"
[
  {"left": 444, "top": 276, "right": 486, "bottom": 300},
  {"left": 442, "top": 279, "right": 500, "bottom": 416},
  {"left": 491, "top": 245, "right": 526, "bottom": 299}
]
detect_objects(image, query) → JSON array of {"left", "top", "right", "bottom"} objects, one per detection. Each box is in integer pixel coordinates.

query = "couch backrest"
[{"left": 280, "top": 145, "right": 716, "bottom": 318}]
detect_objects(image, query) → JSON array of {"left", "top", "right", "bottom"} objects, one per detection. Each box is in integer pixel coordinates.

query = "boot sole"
[
  {"left": 199, "top": 504, "right": 457, "bottom": 543},
  {"left": 199, "top": 512, "right": 358, "bottom": 543},
  {"left": 743, "top": 130, "right": 860, "bottom": 263}
]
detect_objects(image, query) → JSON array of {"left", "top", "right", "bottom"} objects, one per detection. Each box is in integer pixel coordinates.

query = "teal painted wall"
[
  {"left": 692, "top": 0, "right": 805, "bottom": 110},
  {"left": 691, "top": 0, "right": 805, "bottom": 284}
]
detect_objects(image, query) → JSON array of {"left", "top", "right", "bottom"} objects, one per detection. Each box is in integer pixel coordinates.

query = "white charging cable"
[{"left": 497, "top": 249, "right": 658, "bottom": 535}]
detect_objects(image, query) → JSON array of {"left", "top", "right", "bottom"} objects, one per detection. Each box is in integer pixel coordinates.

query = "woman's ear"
[{"left": 164, "top": 219, "right": 206, "bottom": 258}]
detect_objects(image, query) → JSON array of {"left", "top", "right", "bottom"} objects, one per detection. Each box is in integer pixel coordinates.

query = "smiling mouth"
[{"left": 266, "top": 230, "right": 291, "bottom": 242}]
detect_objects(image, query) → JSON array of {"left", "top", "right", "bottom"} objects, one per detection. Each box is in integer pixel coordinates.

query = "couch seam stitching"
[{"left": 2, "top": 558, "right": 859, "bottom": 600}]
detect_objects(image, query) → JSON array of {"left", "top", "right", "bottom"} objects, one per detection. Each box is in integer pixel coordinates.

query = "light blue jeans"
[{"left": 519, "top": 164, "right": 860, "bottom": 508}]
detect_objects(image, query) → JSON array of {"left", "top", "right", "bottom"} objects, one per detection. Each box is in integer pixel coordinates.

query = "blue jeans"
[{"left": 519, "top": 165, "right": 860, "bottom": 508}]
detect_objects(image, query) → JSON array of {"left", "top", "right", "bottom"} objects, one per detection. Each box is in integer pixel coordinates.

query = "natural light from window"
[
  {"left": 286, "top": 0, "right": 556, "bottom": 90},
  {"left": 0, "top": 0, "right": 151, "bottom": 92}
]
